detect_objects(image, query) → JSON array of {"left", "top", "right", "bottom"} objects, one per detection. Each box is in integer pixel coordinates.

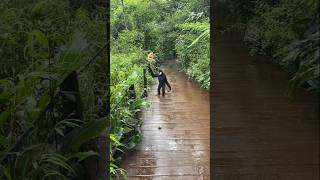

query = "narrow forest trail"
[{"left": 121, "top": 60, "right": 210, "bottom": 179}]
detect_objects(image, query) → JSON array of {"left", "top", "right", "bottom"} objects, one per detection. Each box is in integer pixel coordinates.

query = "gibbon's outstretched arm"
[{"left": 147, "top": 64, "right": 159, "bottom": 77}]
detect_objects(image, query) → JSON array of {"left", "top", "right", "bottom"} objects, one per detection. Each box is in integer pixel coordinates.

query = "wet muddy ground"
[
  {"left": 122, "top": 61, "right": 210, "bottom": 179},
  {"left": 211, "top": 32, "right": 319, "bottom": 179}
]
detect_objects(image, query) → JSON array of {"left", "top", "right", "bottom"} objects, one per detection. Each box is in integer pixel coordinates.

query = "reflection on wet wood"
[
  {"left": 122, "top": 61, "right": 210, "bottom": 179},
  {"left": 211, "top": 32, "right": 319, "bottom": 179}
]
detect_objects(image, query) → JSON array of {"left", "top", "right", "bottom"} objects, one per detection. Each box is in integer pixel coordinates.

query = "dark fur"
[{"left": 147, "top": 65, "right": 171, "bottom": 96}]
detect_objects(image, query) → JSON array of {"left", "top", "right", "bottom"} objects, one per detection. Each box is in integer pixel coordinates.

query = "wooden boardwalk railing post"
[
  {"left": 60, "top": 70, "right": 108, "bottom": 180},
  {"left": 60, "top": 71, "right": 83, "bottom": 120},
  {"left": 143, "top": 68, "right": 148, "bottom": 97}
]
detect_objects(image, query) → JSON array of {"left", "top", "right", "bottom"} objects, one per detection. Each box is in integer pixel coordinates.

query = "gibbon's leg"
[
  {"left": 157, "top": 83, "right": 161, "bottom": 95},
  {"left": 161, "top": 84, "right": 166, "bottom": 96}
]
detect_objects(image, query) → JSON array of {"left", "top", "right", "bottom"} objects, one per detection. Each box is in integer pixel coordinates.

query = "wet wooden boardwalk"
[
  {"left": 211, "top": 31, "right": 319, "bottom": 179},
  {"left": 122, "top": 61, "right": 210, "bottom": 179}
]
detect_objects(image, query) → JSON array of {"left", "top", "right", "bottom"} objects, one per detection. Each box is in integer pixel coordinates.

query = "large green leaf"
[
  {"left": 31, "top": 0, "right": 50, "bottom": 19},
  {"left": 62, "top": 116, "right": 108, "bottom": 152},
  {"left": 0, "top": 109, "right": 12, "bottom": 127}
]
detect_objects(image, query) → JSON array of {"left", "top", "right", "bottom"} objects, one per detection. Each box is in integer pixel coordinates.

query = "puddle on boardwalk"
[{"left": 121, "top": 61, "right": 210, "bottom": 179}]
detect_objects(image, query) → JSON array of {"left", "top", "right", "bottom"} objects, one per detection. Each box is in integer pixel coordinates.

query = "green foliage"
[
  {"left": 0, "top": 0, "right": 107, "bottom": 179},
  {"left": 176, "top": 21, "right": 210, "bottom": 90},
  {"left": 276, "top": 30, "right": 320, "bottom": 93},
  {"left": 111, "top": 0, "right": 193, "bottom": 61},
  {"left": 110, "top": 30, "right": 147, "bottom": 179}
]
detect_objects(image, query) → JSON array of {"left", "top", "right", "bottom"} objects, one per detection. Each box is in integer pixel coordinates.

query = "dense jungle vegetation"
[
  {"left": 0, "top": 0, "right": 107, "bottom": 179},
  {"left": 224, "top": 0, "right": 319, "bottom": 94},
  {"left": 110, "top": 0, "right": 209, "bottom": 178}
]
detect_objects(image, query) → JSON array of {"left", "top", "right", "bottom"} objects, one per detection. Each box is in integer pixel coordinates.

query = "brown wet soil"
[
  {"left": 121, "top": 61, "right": 210, "bottom": 179},
  {"left": 211, "top": 30, "right": 320, "bottom": 179}
]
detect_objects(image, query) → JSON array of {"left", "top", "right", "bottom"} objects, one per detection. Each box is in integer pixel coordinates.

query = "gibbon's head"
[{"left": 158, "top": 70, "right": 163, "bottom": 75}]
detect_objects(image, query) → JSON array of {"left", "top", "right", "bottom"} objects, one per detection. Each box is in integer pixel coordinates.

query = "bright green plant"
[
  {"left": 176, "top": 21, "right": 210, "bottom": 90},
  {"left": 109, "top": 28, "right": 149, "bottom": 179}
]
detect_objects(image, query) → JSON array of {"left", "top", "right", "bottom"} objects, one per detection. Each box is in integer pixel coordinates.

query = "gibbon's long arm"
[{"left": 147, "top": 65, "right": 159, "bottom": 77}]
